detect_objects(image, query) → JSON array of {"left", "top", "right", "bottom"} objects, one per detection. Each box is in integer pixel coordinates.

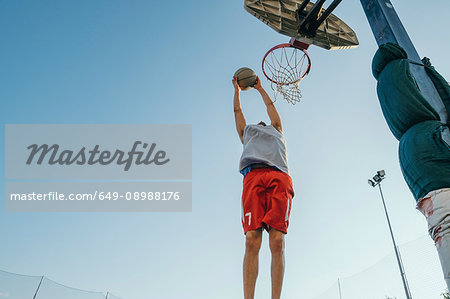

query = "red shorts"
[{"left": 241, "top": 168, "right": 294, "bottom": 234}]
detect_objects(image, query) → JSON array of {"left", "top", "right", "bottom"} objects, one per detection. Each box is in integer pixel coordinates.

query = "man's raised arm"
[
  {"left": 233, "top": 77, "right": 246, "bottom": 144},
  {"left": 254, "top": 77, "right": 282, "bottom": 133}
]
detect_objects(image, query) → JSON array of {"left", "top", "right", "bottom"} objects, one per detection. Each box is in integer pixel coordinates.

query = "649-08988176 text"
[{"left": 9, "top": 191, "right": 181, "bottom": 201}]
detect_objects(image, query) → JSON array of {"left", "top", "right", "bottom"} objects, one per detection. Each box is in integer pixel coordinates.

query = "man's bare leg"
[
  {"left": 269, "top": 229, "right": 285, "bottom": 299},
  {"left": 243, "top": 228, "right": 263, "bottom": 299}
]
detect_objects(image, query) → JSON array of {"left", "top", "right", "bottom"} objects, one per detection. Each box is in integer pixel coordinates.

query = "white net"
[
  {"left": 263, "top": 45, "right": 310, "bottom": 105},
  {"left": 272, "top": 81, "right": 303, "bottom": 105}
]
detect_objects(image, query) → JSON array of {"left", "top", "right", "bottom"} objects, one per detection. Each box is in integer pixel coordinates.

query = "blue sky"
[{"left": 1, "top": 0, "right": 449, "bottom": 298}]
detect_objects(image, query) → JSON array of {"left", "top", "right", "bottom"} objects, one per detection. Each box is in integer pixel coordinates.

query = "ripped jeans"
[{"left": 417, "top": 188, "right": 450, "bottom": 289}]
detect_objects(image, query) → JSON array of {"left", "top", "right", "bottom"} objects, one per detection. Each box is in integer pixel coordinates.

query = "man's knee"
[
  {"left": 245, "top": 230, "right": 262, "bottom": 254},
  {"left": 417, "top": 189, "right": 450, "bottom": 246},
  {"left": 269, "top": 230, "right": 284, "bottom": 255}
]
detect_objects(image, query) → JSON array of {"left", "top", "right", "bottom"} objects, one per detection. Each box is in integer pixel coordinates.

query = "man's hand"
[
  {"left": 253, "top": 76, "right": 263, "bottom": 91},
  {"left": 232, "top": 77, "right": 242, "bottom": 93}
]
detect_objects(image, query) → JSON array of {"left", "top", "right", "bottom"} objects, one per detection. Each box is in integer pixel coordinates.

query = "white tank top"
[{"left": 239, "top": 124, "right": 289, "bottom": 174}]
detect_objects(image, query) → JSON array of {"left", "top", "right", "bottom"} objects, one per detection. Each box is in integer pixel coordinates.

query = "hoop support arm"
[
  {"left": 315, "top": 0, "right": 343, "bottom": 30},
  {"left": 298, "top": 0, "right": 325, "bottom": 37}
]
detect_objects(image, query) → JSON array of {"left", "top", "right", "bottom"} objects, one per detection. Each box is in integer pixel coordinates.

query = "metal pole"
[
  {"left": 377, "top": 183, "right": 412, "bottom": 299},
  {"left": 32, "top": 276, "right": 44, "bottom": 299},
  {"left": 359, "top": 0, "right": 448, "bottom": 124},
  {"left": 338, "top": 278, "right": 343, "bottom": 299},
  {"left": 396, "top": 244, "right": 412, "bottom": 298}
]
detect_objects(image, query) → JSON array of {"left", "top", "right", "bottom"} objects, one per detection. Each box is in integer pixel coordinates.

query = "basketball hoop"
[{"left": 262, "top": 38, "right": 311, "bottom": 104}]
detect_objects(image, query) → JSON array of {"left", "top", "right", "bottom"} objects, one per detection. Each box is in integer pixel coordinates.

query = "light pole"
[{"left": 368, "top": 170, "right": 412, "bottom": 299}]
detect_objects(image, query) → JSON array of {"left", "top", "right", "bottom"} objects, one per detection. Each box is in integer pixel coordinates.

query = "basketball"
[{"left": 234, "top": 67, "right": 257, "bottom": 90}]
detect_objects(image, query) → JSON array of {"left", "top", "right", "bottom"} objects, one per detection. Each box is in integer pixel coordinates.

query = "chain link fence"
[
  {"left": 0, "top": 235, "right": 447, "bottom": 299},
  {"left": 311, "top": 235, "right": 448, "bottom": 299},
  {"left": 0, "top": 269, "right": 123, "bottom": 299}
]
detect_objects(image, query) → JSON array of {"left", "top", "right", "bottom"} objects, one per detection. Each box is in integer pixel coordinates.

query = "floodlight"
[
  {"left": 368, "top": 179, "right": 376, "bottom": 187},
  {"left": 377, "top": 170, "right": 386, "bottom": 177}
]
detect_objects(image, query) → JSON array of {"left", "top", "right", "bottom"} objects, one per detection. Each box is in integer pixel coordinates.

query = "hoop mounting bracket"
[
  {"left": 289, "top": 38, "right": 310, "bottom": 50},
  {"left": 296, "top": 0, "right": 343, "bottom": 38}
]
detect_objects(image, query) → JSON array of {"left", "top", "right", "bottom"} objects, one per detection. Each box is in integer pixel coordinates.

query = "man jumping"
[{"left": 232, "top": 76, "right": 294, "bottom": 299}]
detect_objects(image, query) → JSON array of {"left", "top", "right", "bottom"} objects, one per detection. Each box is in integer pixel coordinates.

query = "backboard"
[{"left": 244, "top": 0, "right": 359, "bottom": 50}]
